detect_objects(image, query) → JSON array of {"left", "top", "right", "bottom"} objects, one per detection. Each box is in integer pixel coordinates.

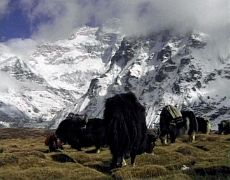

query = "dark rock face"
[
  {"left": 163, "top": 65, "right": 177, "bottom": 72},
  {"left": 180, "top": 58, "right": 191, "bottom": 67},
  {"left": 181, "top": 68, "right": 202, "bottom": 82},
  {"left": 195, "top": 81, "right": 202, "bottom": 89},
  {"left": 87, "top": 78, "right": 100, "bottom": 98},
  {"left": 155, "top": 70, "right": 167, "bottom": 82},
  {"left": 1, "top": 58, "right": 45, "bottom": 84},
  {"left": 210, "top": 107, "right": 229, "bottom": 120},
  {"left": 204, "top": 73, "right": 216, "bottom": 83},
  {"left": 172, "top": 83, "right": 181, "bottom": 94},
  {"left": 111, "top": 38, "right": 137, "bottom": 66},
  {"left": 51, "top": 30, "right": 230, "bottom": 129},
  {"left": 157, "top": 45, "right": 172, "bottom": 61}
]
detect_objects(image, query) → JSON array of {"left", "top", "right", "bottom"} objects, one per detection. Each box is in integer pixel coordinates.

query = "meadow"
[{"left": 0, "top": 128, "right": 230, "bottom": 180}]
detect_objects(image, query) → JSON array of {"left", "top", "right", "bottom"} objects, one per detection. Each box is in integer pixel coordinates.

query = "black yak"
[
  {"left": 159, "top": 105, "right": 183, "bottom": 144},
  {"left": 159, "top": 106, "right": 198, "bottom": 144},
  {"left": 104, "top": 92, "right": 154, "bottom": 168},
  {"left": 196, "top": 117, "right": 211, "bottom": 134},
  {"left": 55, "top": 113, "right": 87, "bottom": 150},
  {"left": 181, "top": 111, "right": 198, "bottom": 141},
  {"left": 218, "top": 120, "right": 230, "bottom": 134},
  {"left": 146, "top": 129, "right": 158, "bottom": 154},
  {"left": 77, "top": 118, "right": 106, "bottom": 153},
  {"left": 55, "top": 113, "right": 106, "bottom": 153}
]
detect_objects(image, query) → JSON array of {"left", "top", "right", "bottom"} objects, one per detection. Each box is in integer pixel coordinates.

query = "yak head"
[
  {"left": 145, "top": 132, "right": 158, "bottom": 153},
  {"left": 218, "top": 120, "right": 227, "bottom": 134}
]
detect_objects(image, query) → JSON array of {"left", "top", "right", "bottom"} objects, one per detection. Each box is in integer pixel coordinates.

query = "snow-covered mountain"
[
  {"left": 0, "top": 19, "right": 123, "bottom": 128},
  {"left": 50, "top": 30, "right": 230, "bottom": 129},
  {"left": 0, "top": 19, "right": 229, "bottom": 129}
]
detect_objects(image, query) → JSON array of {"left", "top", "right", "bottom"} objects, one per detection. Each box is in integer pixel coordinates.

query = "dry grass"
[{"left": 0, "top": 129, "right": 230, "bottom": 180}]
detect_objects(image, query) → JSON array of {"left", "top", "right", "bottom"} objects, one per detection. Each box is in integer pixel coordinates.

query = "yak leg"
[
  {"left": 188, "top": 132, "right": 195, "bottom": 142},
  {"left": 122, "top": 158, "right": 127, "bottom": 167},
  {"left": 160, "top": 135, "right": 167, "bottom": 145},
  {"left": 111, "top": 155, "right": 117, "bottom": 168},
  {"left": 111, "top": 155, "right": 124, "bottom": 168},
  {"left": 130, "top": 152, "right": 136, "bottom": 167},
  {"left": 160, "top": 130, "right": 168, "bottom": 145},
  {"left": 169, "top": 131, "right": 176, "bottom": 143},
  {"left": 95, "top": 144, "right": 101, "bottom": 154},
  {"left": 117, "top": 156, "right": 125, "bottom": 167}
]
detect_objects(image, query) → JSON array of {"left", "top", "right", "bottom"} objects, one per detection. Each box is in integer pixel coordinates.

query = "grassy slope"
[{"left": 0, "top": 128, "right": 230, "bottom": 180}]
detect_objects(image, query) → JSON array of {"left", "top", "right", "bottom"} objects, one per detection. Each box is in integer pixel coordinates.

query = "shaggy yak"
[
  {"left": 218, "top": 120, "right": 230, "bottom": 134},
  {"left": 55, "top": 113, "right": 87, "bottom": 150},
  {"left": 104, "top": 92, "right": 155, "bottom": 168},
  {"left": 159, "top": 106, "right": 198, "bottom": 144},
  {"left": 196, "top": 117, "right": 211, "bottom": 134},
  {"left": 181, "top": 111, "right": 198, "bottom": 141},
  {"left": 55, "top": 113, "right": 106, "bottom": 153},
  {"left": 78, "top": 118, "right": 106, "bottom": 153}
]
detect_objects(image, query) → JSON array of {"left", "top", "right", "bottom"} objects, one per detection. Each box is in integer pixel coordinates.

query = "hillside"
[
  {"left": 51, "top": 30, "right": 230, "bottom": 129},
  {"left": 0, "top": 20, "right": 229, "bottom": 128},
  {"left": 0, "top": 128, "right": 229, "bottom": 179},
  {"left": 0, "top": 19, "right": 123, "bottom": 128}
]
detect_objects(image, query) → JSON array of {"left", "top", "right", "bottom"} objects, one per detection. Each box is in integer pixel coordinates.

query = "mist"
[
  {"left": 16, "top": 0, "right": 230, "bottom": 40},
  {"left": 1, "top": 0, "right": 230, "bottom": 56},
  {"left": 0, "top": 71, "right": 19, "bottom": 93}
]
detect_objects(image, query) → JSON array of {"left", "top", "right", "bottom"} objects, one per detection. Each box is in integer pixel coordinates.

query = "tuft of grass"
[
  {"left": 158, "top": 173, "right": 193, "bottom": 180},
  {"left": 0, "top": 128, "right": 229, "bottom": 179},
  {"left": 112, "top": 165, "right": 168, "bottom": 179}
]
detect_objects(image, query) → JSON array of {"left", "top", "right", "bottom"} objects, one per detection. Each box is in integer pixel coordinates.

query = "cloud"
[
  {"left": 0, "top": 71, "right": 19, "bottom": 93},
  {"left": 0, "top": 0, "right": 9, "bottom": 17},
  {"left": 21, "top": 0, "right": 230, "bottom": 41},
  {"left": 3, "top": 38, "right": 37, "bottom": 59},
  {"left": 1, "top": 0, "right": 230, "bottom": 44},
  {"left": 119, "top": 0, "right": 230, "bottom": 36}
]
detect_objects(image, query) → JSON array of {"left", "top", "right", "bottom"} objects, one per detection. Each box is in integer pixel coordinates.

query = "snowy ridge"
[
  {"left": 51, "top": 30, "right": 230, "bottom": 129},
  {"left": 0, "top": 21, "right": 229, "bottom": 129},
  {"left": 0, "top": 20, "right": 123, "bottom": 127}
]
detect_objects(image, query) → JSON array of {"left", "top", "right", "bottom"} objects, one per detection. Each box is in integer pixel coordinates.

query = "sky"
[
  {"left": 0, "top": 0, "right": 230, "bottom": 56},
  {"left": 0, "top": 0, "right": 230, "bottom": 112},
  {"left": 0, "top": 0, "right": 230, "bottom": 41}
]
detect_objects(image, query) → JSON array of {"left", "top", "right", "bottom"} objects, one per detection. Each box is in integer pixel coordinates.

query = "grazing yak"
[
  {"left": 45, "top": 133, "right": 63, "bottom": 152},
  {"left": 218, "top": 120, "right": 230, "bottom": 134},
  {"left": 181, "top": 111, "right": 198, "bottom": 141},
  {"left": 159, "top": 105, "right": 183, "bottom": 144},
  {"left": 77, "top": 118, "right": 107, "bottom": 153},
  {"left": 55, "top": 113, "right": 87, "bottom": 150},
  {"left": 104, "top": 92, "right": 156, "bottom": 168},
  {"left": 55, "top": 113, "right": 106, "bottom": 153},
  {"left": 146, "top": 129, "right": 158, "bottom": 154},
  {"left": 159, "top": 106, "right": 198, "bottom": 144},
  {"left": 196, "top": 117, "right": 211, "bottom": 134}
]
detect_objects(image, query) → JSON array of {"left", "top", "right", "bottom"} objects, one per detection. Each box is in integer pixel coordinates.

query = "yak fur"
[{"left": 104, "top": 92, "right": 149, "bottom": 168}]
